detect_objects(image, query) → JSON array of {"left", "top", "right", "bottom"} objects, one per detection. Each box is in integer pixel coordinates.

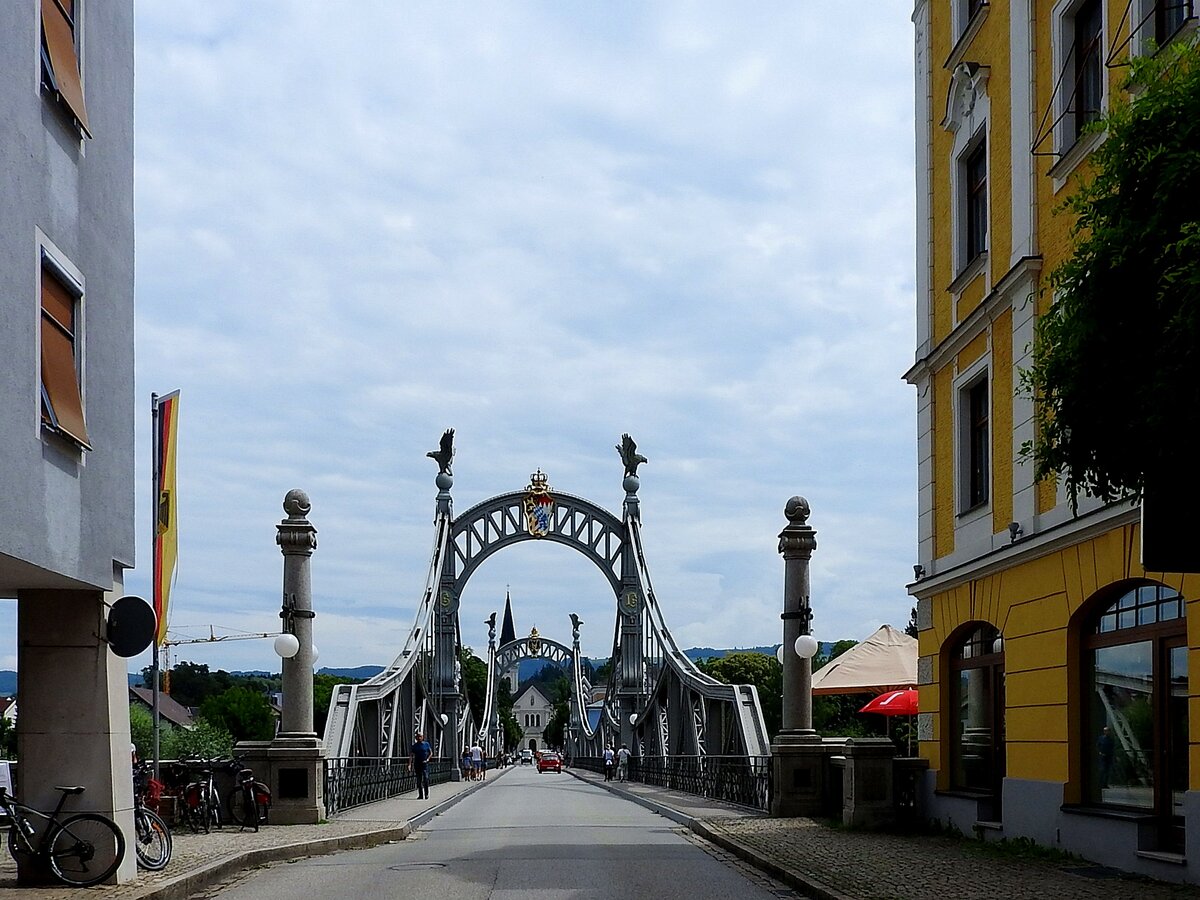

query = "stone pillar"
[
  {"left": 841, "top": 737, "right": 898, "bottom": 828},
  {"left": 770, "top": 496, "right": 830, "bottom": 817},
  {"left": 238, "top": 489, "right": 324, "bottom": 824},
  {"left": 16, "top": 586, "right": 136, "bottom": 884}
]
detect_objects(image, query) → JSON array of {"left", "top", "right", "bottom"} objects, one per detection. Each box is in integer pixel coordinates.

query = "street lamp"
[
  {"left": 273, "top": 632, "right": 300, "bottom": 659},
  {"left": 794, "top": 634, "right": 818, "bottom": 659}
]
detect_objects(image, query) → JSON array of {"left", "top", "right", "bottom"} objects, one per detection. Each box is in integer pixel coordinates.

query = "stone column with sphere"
[
  {"left": 233, "top": 489, "right": 325, "bottom": 824},
  {"left": 278, "top": 489, "right": 318, "bottom": 737},
  {"left": 771, "top": 495, "right": 835, "bottom": 818}
]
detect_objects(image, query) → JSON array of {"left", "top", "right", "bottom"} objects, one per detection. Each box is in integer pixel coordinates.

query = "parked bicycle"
[
  {"left": 178, "top": 758, "right": 222, "bottom": 834},
  {"left": 225, "top": 759, "right": 271, "bottom": 832},
  {"left": 132, "top": 762, "right": 171, "bottom": 870},
  {"left": 0, "top": 784, "right": 125, "bottom": 887}
]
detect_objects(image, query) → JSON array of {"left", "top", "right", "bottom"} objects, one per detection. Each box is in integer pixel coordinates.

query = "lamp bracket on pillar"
[{"left": 280, "top": 592, "right": 316, "bottom": 633}]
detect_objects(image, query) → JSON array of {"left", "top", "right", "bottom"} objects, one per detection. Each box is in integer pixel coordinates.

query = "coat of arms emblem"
[
  {"left": 523, "top": 470, "right": 555, "bottom": 537},
  {"left": 528, "top": 626, "right": 542, "bottom": 656}
]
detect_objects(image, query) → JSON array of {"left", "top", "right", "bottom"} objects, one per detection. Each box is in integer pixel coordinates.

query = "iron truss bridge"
[{"left": 324, "top": 436, "right": 770, "bottom": 768}]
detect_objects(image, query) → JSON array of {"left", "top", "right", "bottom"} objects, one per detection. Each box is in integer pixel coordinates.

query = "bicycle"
[
  {"left": 132, "top": 763, "right": 171, "bottom": 870},
  {"left": 179, "top": 759, "right": 222, "bottom": 833},
  {"left": 225, "top": 759, "right": 271, "bottom": 832},
  {"left": 0, "top": 784, "right": 125, "bottom": 887}
]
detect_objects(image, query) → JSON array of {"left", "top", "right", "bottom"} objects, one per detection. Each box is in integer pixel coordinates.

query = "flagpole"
[{"left": 151, "top": 392, "right": 161, "bottom": 780}]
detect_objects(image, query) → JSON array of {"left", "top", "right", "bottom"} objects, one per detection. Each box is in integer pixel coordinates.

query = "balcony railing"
[
  {"left": 323, "top": 757, "right": 454, "bottom": 817},
  {"left": 573, "top": 754, "right": 772, "bottom": 812}
]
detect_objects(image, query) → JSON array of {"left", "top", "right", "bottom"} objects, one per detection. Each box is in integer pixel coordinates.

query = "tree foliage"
[
  {"left": 1022, "top": 39, "right": 1200, "bottom": 504},
  {"left": 697, "top": 652, "right": 783, "bottom": 741},
  {"left": 198, "top": 686, "right": 276, "bottom": 743},
  {"left": 459, "top": 649, "right": 489, "bottom": 729}
]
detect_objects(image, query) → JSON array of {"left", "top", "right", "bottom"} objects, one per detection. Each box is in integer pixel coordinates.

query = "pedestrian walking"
[
  {"left": 617, "top": 743, "right": 630, "bottom": 782},
  {"left": 603, "top": 745, "right": 615, "bottom": 781},
  {"left": 471, "top": 742, "right": 485, "bottom": 780},
  {"left": 461, "top": 747, "right": 472, "bottom": 780},
  {"left": 410, "top": 731, "right": 432, "bottom": 800}
]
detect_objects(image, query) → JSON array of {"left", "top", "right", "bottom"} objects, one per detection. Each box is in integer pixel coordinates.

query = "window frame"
[
  {"left": 957, "top": 367, "right": 990, "bottom": 514},
  {"left": 1052, "top": 0, "right": 1106, "bottom": 154},
  {"left": 1081, "top": 582, "right": 1187, "bottom": 851},
  {"left": 949, "top": 623, "right": 1006, "bottom": 801},
  {"left": 38, "top": 248, "right": 90, "bottom": 451},
  {"left": 963, "top": 137, "right": 988, "bottom": 264}
]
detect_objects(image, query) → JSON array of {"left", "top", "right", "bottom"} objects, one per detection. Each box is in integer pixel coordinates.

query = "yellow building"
[{"left": 906, "top": 0, "right": 1198, "bottom": 880}]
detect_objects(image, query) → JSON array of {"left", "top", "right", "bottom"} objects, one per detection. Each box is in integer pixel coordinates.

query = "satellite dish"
[{"left": 106, "top": 596, "right": 157, "bottom": 658}]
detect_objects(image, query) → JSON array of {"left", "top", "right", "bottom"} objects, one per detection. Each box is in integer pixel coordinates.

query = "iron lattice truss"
[{"left": 324, "top": 457, "right": 770, "bottom": 766}]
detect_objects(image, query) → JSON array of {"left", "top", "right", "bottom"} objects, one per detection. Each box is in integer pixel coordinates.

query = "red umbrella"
[{"left": 859, "top": 688, "right": 918, "bottom": 716}]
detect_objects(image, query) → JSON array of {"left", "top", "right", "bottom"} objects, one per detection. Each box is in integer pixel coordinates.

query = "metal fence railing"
[
  {"left": 323, "top": 757, "right": 454, "bottom": 817},
  {"left": 574, "top": 754, "right": 772, "bottom": 812}
]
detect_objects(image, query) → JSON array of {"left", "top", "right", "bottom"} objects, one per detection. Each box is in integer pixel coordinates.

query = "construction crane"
[{"left": 159, "top": 626, "right": 280, "bottom": 694}]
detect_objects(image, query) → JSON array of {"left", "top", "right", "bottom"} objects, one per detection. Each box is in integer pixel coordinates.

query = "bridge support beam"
[{"left": 771, "top": 496, "right": 827, "bottom": 817}]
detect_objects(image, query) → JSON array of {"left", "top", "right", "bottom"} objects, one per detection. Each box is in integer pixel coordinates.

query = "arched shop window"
[
  {"left": 1083, "top": 582, "right": 1187, "bottom": 849},
  {"left": 951, "top": 623, "right": 1005, "bottom": 805}
]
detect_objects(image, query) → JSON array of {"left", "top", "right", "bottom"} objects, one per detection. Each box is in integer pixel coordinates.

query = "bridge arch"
[
  {"left": 444, "top": 489, "right": 628, "bottom": 599},
  {"left": 495, "top": 633, "right": 575, "bottom": 673}
]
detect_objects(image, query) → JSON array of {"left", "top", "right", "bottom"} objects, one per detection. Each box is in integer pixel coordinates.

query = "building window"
[
  {"left": 40, "top": 0, "right": 91, "bottom": 136},
  {"left": 1072, "top": 0, "right": 1103, "bottom": 142},
  {"left": 1155, "top": 0, "right": 1193, "bottom": 44},
  {"left": 963, "top": 139, "right": 988, "bottom": 263},
  {"left": 41, "top": 264, "right": 90, "bottom": 448},
  {"left": 951, "top": 624, "right": 1005, "bottom": 807},
  {"left": 1083, "top": 582, "right": 1187, "bottom": 850},
  {"left": 959, "top": 375, "right": 989, "bottom": 511}
]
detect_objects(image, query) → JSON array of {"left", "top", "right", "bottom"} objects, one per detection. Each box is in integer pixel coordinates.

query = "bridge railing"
[
  {"left": 573, "top": 754, "right": 772, "bottom": 812},
  {"left": 323, "top": 757, "right": 454, "bottom": 817}
]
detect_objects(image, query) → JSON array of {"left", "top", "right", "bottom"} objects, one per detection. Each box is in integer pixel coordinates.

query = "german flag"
[{"left": 152, "top": 391, "right": 180, "bottom": 646}]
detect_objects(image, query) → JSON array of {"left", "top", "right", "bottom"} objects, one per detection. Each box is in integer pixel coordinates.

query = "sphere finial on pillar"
[
  {"left": 283, "top": 489, "right": 311, "bottom": 518},
  {"left": 784, "top": 495, "right": 810, "bottom": 525}
]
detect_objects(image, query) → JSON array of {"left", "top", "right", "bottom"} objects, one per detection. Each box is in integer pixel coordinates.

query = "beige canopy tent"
[{"left": 810, "top": 624, "right": 917, "bottom": 696}]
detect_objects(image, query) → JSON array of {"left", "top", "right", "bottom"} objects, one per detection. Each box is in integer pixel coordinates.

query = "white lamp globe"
[
  {"left": 629, "top": 713, "right": 638, "bottom": 725},
  {"left": 440, "top": 713, "right": 449, "bottom": 725},
  {"left": 311, "top": 643, "right": 320, "bottom": 665},
  {"left": 274, "top": 633, "right": 300, "bottom": 659},
  {"left": 775, "top": 645, "right": 784, "bottom": 665},
  {"left": 794, "top": 634, "right": 819, "bottom": 659}
]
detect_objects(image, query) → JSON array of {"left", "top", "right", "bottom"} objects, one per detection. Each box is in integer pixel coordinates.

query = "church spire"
[{"left": 499, "top": 588, "right": 517, "bottom": 646}]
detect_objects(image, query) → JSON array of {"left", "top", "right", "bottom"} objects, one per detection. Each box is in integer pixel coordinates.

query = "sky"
[{"left": 3, "top": 2, "right": 919, "bottom": 675}]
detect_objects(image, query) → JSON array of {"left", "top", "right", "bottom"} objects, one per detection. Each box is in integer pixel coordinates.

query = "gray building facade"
[{"left": 1, "top": 0, "right": 136, "bottom": 883}]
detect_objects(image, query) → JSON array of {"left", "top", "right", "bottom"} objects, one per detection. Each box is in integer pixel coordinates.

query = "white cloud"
[{"left": 18, "top": 1, "right": 921, "bottom": 678}]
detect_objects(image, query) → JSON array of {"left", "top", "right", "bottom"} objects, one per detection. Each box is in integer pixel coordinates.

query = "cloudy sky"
[{"left": 5, "top": 2, "right": 918, "bottom": 674}]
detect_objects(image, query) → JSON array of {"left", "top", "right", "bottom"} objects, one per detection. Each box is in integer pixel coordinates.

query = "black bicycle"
[
  {"left": 178, "top": 758, "right": 222, "bottom": 833},
  {"left": 0, "top": 784, "right": 125, "bottom": 887},
  {"left": 132, "top": 763, "right": 171, "bottom": 870},
  {"left": 225, "top": 759, "right": 271, "bottom": 832}
]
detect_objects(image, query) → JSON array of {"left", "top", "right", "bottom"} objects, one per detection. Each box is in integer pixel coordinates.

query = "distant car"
[
  {"left": 537, "top": 752, "right": 562, "bottom": 774},
  {"left": 519, "top": 750, "right": 534, "bottom": 765}
]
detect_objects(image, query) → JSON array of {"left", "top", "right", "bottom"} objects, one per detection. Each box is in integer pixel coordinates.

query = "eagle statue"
[
  {"left": 616, "top": 433, "right": 648, "bottom": 478},
  {"left": 427, "top": 428, "right": 455, "bottom": 475}
]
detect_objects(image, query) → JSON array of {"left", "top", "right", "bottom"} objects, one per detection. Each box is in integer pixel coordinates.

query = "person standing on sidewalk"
[
  {"left": 410, "top": 731, "right": 432, "bottom": 799},
  {"left": 603, "top": 745, "right": 615, "bottom": 781},
  {"left": 471, "top": 742, "right": 485, "bottom": 780},
  {"left": 617, "top": 743, "right": 630, "bottom": 782}
]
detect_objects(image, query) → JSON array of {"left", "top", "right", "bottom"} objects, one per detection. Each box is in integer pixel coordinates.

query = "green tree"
[
  {"left": 197, "top": 686, "right": 275, "bottom": 743},
  {"left": 163, "top": 720, "right": 233, "bottom": 760},
  {"left": 497, "top": 679, "right": 522, "bottom": 750},
  {"left": 696, "top": 652, "right": 782, "bottom": 741},
  {"left": 459, "top": 649, "right": 489, "bottom": 728},
  {"left": 1022, "top": 39, "right": 1200, "bottom": 505},
  {"left": 0, "top": 715, "right": 15, "bottom": 760}
]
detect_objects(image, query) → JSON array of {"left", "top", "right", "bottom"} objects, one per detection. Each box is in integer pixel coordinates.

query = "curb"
[
  {"left": 566, "top": 769, "right": 853, "bottom": 900},
  {"left": 130, "top": 771, "right": 501, "bottom": 900}
]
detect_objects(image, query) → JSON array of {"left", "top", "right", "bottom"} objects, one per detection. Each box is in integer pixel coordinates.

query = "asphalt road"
[{"left": 211, "top": 765, "right": 796, "bottom": 899}]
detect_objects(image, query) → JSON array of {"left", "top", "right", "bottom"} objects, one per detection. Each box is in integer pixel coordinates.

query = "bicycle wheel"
[
  {"left": 133, "top": 807, "right": 172, "bottom": 871},
  {"left": 46, "top": 813, "right": 125, "bottom": 887},
  {"left": 7, "top": 823, "right": 33, "bottom": 863},
  {"left": 227, "top": 786, "right": 251, "bottom": 827},
  {"left": 207, "top": 785, "right": 221, "bottom": 829}
]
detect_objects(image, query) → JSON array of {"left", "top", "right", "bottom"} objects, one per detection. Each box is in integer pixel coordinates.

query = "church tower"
[{"left": 499, "top": 590, "right": 518, "bottom": 693}]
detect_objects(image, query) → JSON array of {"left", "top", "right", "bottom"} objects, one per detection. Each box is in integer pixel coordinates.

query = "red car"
[{"left": 536, "top": 752, "right": 562, "bottom": 774}]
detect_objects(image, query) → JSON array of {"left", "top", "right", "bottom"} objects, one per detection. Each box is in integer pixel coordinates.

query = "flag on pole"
[{"left": 152, "top": 391, "right": 180, "bottom": 646}]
